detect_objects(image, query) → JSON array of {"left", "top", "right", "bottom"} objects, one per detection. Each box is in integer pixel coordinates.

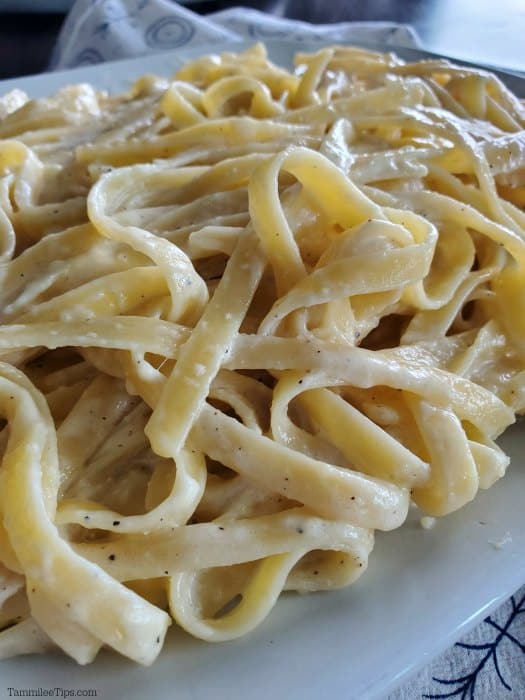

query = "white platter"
[{"left": 1, "top": 40, "right": 524, "bottom": 700}]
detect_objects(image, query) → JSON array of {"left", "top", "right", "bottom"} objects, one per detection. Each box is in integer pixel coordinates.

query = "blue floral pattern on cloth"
[
  {"left": 144, "top": 16, "right": 195, "bottom": 49},
  {"left": 426, "top": 591, "right": 525, "bottom": 700},
  {"left": 49, "top": 0, "right": 420, "bottom": 70},
  {"left": 93, "top": 0, "right": 150, "bottom": 40},
  {"left": 387, "top": 586, "right": 525, "bottom": 699},
  {"left": 48, "top": 2, "right": 524, "bottom": 698},
  {"left": 71, "top": 47, "right": 104, "bottom": 66}
]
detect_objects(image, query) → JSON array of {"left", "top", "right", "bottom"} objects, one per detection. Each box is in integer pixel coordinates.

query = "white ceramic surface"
[{"left": 1, "top": 42, "right": 524, "bottom": 700}]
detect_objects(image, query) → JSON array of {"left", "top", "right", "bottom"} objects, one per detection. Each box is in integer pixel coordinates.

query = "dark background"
[{"left": 0, "top": 0, "right": 524, "bottom": 81}]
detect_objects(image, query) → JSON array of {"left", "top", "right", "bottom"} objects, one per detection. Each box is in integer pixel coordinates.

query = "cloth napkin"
[
  {"left": 50, "top": 2, "right": 525, "bottom": 697},
  {"left": 49, "top": 0, "right": 420, "bottom": 69}
]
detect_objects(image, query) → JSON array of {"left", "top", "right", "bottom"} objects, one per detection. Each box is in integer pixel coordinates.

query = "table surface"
[{"left": 0, "top": 0, "right": 524, "bottom": 81}]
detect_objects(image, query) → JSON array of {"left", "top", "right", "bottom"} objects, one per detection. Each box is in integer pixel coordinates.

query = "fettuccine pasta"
[{"left": 0, "top": 43, "right": 524, "bottom": 664}]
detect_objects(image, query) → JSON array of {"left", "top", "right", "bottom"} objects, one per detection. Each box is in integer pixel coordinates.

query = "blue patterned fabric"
[
  {"left": 49, "top": 3, "right": 524, "bottom": 697},
  {"left": 49, "top": 0, "right": 420, "bottom": 70},
  {"left": 388, "top": 590, "right": 525, "bottom": 699}
]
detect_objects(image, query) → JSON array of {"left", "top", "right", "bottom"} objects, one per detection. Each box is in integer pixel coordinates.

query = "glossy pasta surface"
[{"left": 0, "top": 44, "right": 524, "bottom": 664}]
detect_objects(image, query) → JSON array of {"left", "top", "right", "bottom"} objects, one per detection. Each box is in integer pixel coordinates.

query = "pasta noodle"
[{"left": 0, "top": 42, "right": 524, "bottom": 664}]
